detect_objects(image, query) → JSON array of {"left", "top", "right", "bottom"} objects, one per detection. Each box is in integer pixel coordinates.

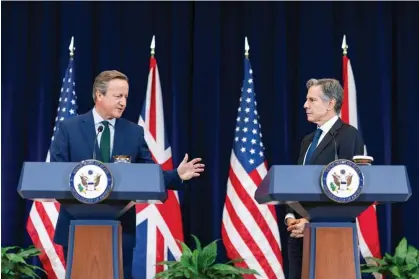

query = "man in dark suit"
[
  {"left": 285, "top": 78, "right": 364, "bottom": 279},
  {"left": 50, "top": 70, "right": 205, "bottom": 278}
]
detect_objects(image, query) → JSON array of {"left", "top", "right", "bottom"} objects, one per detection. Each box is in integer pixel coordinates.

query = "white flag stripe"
[
  {"left": 146, "top": 220, "right": 157, "bottom": 279},
  {"left": 136, "top": 206, "right": 182, "bottom": 258},
  {"left": 347, "top": 60, "right": 359, "bottom": 129},
  {"left": 153, "top": 66, "right": 166, "bottom": 146},
  {"left": 42, "top": 202, "right": 59, "bottom": 229},
  {"left": 226, "top": 179, "right": 283, "bottom": 273},
  {"left": 143, "top": 73, "right": 153, "bottom": 133},
  {"left": 230, "top": 152, "right": 281, "bottom": 246},
  {"left": 256, "top": 163, "right": 267, "bottom": 178},
  {"left": 138, "top": 117, "right": 172, "bottom": 163},
  {"left": 29, "top": 206, "right": 65, "bottom": 278},
  {"left": 222, "top": 208, "right": 267, "bottom": 279}
]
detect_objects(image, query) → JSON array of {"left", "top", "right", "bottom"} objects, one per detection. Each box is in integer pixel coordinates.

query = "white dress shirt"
[
  {"left": 285, "top": 115, "right": 339, "bottom": 224},
  {"left": 92, "top": 107, "right": 116, "bottom": 155}
]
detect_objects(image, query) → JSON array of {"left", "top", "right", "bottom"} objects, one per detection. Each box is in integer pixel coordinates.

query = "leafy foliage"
[
  {"left": 1, "top": 246, "right": 46, "bottom": 279},
  {"left": 155, "top": 235, "right": 259, "bottom": 279},
  {"left": 361, "top": 237, "right": 419, "bottom": 279}
]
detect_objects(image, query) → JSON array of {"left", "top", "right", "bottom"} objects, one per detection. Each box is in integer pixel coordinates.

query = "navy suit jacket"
[
  {"left": 50, "top": 110, "right": 183, "bottom": 247},
  {"left": 286, "top": 117, "right": 365, "bottom": 219}
]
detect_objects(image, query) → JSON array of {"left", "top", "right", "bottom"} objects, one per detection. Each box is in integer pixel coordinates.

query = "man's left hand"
[
  {"left": 287, "top": 218, "right": 309, "bottom": 238},
  {"left": 177, "top": 153, "right": 205, "bottom": 180}
]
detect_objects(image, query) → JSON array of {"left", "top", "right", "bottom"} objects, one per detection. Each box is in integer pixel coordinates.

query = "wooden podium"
[
  {"left": 18, "top": 162, "right": 167, "bottom": 279},
  {"left": 255, "top": 164, "right": 412, "bottom": 279}
]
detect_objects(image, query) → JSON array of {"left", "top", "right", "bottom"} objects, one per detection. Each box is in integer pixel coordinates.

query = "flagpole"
[{"left": 342, "top": 34, "right": 348, "bottom": 56}]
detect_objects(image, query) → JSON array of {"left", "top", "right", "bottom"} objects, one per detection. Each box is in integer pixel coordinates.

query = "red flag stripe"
[
  {"left": 342, "top": 56, "right": 350, "bottom": 122},
  {"left": 357, "top": 207, "right": 381, "bottom": 257},
  {"left": 155, "top": 228, "right": 165, "bottom": 274},
  {"left": 249, "top": 165, "right": 281, "bottom": 232},
  {"left": 221, "top": 222, "right": 256, "bottom": 279},
  {"left": 229, "top": 168, "right": 282, "bottom": 262},
  {"left": 34, "top": 202, "right": 66, "bottom": 266},
  {"left": 26, "top": 217, "right": 58, "bottom": 279},
  {"left": 149, "top": 59, "right": 157, "bottom": 141},
  {"left": 224, "top": 196, "right": 276, "bottom": 278}
]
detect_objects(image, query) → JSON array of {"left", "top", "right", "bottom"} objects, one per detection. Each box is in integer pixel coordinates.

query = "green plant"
[
  {"left": 361, "top": 237, "right": 419, "bottom": 279},
  {"left": 154, "top": 235, "right": 259, "bottom": 279},
  {"left": 1, "top": 246, "right": 46, "bottom": 279}
]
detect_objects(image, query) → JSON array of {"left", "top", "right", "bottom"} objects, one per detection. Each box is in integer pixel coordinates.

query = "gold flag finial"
[
  {"left": 342, "top": 35, "right": 348, "bottom": 56},
  {"left": 245, "top": 37, "right": 249, "bottom": 58},
  {"left": 69, "top": 36, "right": 75, "bottom": 57},
  {"left": 150, "top": 35, "right": 155, "bottom": 57}
]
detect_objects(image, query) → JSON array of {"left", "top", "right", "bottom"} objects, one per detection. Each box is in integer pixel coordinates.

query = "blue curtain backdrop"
[{"left": 2, "top": 1, "right": 419, "bottom": 277}]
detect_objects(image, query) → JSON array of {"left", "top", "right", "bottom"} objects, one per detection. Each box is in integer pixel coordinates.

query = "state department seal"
[
  {"left": 69, "top": 159, "right": 113, "bottom": 204},
  {"left": 320, "top": 159, "right": 364, "bottom": 203}
]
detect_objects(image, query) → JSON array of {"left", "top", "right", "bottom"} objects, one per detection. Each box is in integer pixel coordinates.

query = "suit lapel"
[
  {"left": 308, "top": 118, "right": 343, "bottom": 164},
  {"left": 80, "top": 110, "right": 102, "bottom": 161},
  {"left": 299, "top": 137, "right": 312, "bottom": 165}
]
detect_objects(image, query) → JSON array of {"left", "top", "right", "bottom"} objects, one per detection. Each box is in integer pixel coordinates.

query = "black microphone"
[
  {"left": 329, "top": 131, "right": 338, "bottom": 161},
  {"left": 93, "top": 125, "right": 104, "bottom": 160}
]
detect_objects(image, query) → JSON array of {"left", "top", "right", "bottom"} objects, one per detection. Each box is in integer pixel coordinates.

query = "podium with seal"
[
  {"left": 255, "top": 159, "right": 412, "bottom": 279},
  {"left": 18, "top": 159, "right": 167, "bottom": 279}
]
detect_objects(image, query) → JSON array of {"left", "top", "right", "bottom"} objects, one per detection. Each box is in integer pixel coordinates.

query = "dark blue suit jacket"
[{"left": 50, "top": 110, "right": 183, "bottom": 247}]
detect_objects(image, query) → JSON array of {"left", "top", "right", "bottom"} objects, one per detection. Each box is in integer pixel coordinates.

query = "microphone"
[
  {"left": 93, "top": 125, "right": 104, "bottom": 160},
  {"left": 329, "top": 131, "right": 338, "bottom": 161}
]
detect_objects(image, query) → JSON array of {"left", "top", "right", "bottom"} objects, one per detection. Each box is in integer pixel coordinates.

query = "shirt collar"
[
  {"left": 318, "top": 115, "right": 339, "bottom": 134},
  {"left": 92, "top": 107, "right": 116, "bottom": 127}
]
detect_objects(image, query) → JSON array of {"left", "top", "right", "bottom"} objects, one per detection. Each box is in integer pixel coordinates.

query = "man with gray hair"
[{"left": 284, "top": 78, "right": 365, "bottom": 279}]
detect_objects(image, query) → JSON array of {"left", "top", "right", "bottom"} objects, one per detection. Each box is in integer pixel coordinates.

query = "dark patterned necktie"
[
  {"left": 100, "top": 121, "right": 110, "bottom": 163},
  {"left": 305, "top": 128, "right": 322, "bottom": 165}
]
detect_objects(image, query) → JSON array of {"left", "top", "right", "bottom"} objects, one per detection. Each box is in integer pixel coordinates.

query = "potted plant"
[
  {"left": 154, "top": 235, "right": 259, "bottom": 279},
  {"left": 1, "top": 245, "right": 46, "bottom": 279},
  {"left": 361, "top": 237, "right": 419, "bottom": 279}
]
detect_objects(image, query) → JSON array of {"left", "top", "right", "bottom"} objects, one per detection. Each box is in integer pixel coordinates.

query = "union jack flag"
[
  {"left": 132, "top": 52, "right": 183, "bottom": 279},
  {"left": 221, "top": 54, "right": 285, "bottom": 279},
  {"left": 341, "top": 35, "right": 382, "bottom": 279},
  {"left": 26, "top": 40, "right": 77, "bottom": 279}
]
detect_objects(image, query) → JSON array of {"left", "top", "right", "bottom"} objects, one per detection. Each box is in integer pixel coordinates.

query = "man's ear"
[
  {"left": 328, "top": 98, "right": 336, "bottom": 111},
  {"left": 95, "top": 90, "right": 102, "bottom": 102}
]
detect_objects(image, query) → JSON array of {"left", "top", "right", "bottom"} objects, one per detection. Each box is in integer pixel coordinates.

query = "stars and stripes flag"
[
  {"left": 26, "top": 47, "right": 78, "bottom": 279},
  {"left": 221, "top": 55, "right": 285, "bottom": 279},
  {"left": 133, "top": 52, "right": 183, "bottom": 279},
  {"left": 341, "top": 36, "right": 382, "bottom": 279}
]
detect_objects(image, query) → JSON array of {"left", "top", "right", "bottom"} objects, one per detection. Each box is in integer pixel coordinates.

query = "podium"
[
  {"left": 255, "top": 164, "right": 412, "bottom": 279},
  {"left": 18, "top": 161, "right": 167, "bottom": 279}
]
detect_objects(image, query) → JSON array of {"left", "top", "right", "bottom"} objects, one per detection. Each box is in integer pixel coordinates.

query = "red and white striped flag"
[
  {"left": 26, "top": 37, "right": 77, "bottom": 279},
  {"left": 221, "top": 40, "right": 285, "bottom": 279},
  {"left": 341, "top": 35, "right": 382, "bottom": 279},
  {"left": 133, "top": 36, "right": 184, "bottom": 279}
]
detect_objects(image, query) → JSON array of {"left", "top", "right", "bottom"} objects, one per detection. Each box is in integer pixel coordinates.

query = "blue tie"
[{"left": 304, "top": 128, "right": 323, "bottom": 165}]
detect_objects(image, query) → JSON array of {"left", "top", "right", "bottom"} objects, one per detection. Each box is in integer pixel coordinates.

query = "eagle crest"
[
  {"left": 78, "top": 173, "right": 102, "bottom": 191},
  {"left": 332, "top": 171, "right": 353, "bottom": 191}
]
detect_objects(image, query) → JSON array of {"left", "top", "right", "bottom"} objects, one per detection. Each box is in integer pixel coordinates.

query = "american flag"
[
  {"left": 132, "top": 54, "right": 183, "bottom": 279},
  {"left": 26, "top": 53, "right": 77, "bottom": 279},
  {"left": 341, "top": 35, "right": 382, "bottom": 279},
  {"left": 221, "top": 56, "right": 285, "bottom": 279}
]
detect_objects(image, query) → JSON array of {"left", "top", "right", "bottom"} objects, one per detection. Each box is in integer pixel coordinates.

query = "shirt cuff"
[{"left": 284, "top": 213, "right": 296, "bottom": 225}]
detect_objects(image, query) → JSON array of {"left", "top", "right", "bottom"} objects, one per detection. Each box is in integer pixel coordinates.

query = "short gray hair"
[
  {"left": 306, "top": 78, "right": 343, "bottom": 113},
  {"left": 92, "top": 70, "right": 129, "bottom": 102}
]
